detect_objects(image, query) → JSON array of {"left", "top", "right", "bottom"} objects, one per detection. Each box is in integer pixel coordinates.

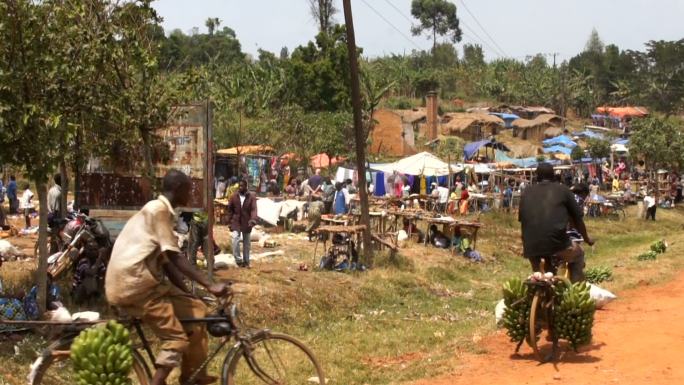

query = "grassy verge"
[{"left": 1, "top": 206, "right": 683, "bottom": 385}]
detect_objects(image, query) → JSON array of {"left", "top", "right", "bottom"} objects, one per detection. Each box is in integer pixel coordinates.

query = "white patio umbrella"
[{"left": 373, "top": 152, "right": 455, "bottom": 176}]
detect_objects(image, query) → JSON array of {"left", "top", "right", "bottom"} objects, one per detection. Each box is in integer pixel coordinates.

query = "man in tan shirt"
[{"left": 106, "top": 170, "right": 228, "bottom": 385}]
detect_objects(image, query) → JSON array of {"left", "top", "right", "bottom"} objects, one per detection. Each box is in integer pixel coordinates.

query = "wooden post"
[
  {"left": 205, "top": 101, "right": 215, "bottom": 278},
  {"left": 342, "top": 0, "right": 373, "bottom": 264}
]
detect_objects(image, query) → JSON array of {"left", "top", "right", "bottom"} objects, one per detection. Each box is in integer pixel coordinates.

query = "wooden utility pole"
[{"left": 342, "top": 0, "right": 373, "bottom": 263}]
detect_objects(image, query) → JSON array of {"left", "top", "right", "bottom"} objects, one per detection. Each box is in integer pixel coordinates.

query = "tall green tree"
[
  {"left": 463, "top": 43, "right": 485, "bottom": 67},
  {"left": 0, "top": 0, "right": 103, "bottom": 313},
  {"left": 308, "top": 0, "right": 337, "bottom": 34},
  {"left": 630, "top": 116, "right": 684, "bottom": 170},
  {"left": 410, "top": 0, "right": 463, "bottom": 55}
]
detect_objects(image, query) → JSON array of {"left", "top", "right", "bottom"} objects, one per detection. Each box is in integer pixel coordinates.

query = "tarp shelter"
[
  {"left": 489, "top": 112, "right": 520, "bottom": 128},
  {"left": 373, "top": 152, "right": 455, "bottom": 176},
  {"left": 611, "top": 143, "right": 629, "bottom": 153},
  {"left": 494, "top": 150, "right": 539, "bottom": 168},
  {"left": 612, "top": 138, "right": 629, "bottom": 146},
  {"left": 464, "top": 139, "right": 511, "bottom": 160},
  {"left": 542, "top": 145, "right": 572, "bottom": 155},
  {"left": 596, "top": 106, "right": 649, "bottom": 119},
  {"left": 543, "top": 135, "right": 577, "bottom": 148},
  {"left": 310, "top": 153, "right": 346, "bottom": 168},
  {"left": 573, "top": 130, "right": 604, "bottom": 140},
  {"left": 217, "top": 145, "right": 274, "bottom": 156}
]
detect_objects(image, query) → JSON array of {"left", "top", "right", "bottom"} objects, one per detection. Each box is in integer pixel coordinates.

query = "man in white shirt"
[
  {"left": 644, "top": 191, "right": 657, "bottom": 221},
  {"left": 47, "top": 174, "right": 62, "bottom": 226}
]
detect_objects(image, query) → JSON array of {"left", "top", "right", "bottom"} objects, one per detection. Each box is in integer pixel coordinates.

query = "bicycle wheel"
[
  {"left": 528, "top": 289, "right": 543, "bottom": 362},
  {"left": 29, "top": 338, "right": 152, "bottom": 385},
  {"left": 222, "top": 331, "right": 325, "bottom": 385}
]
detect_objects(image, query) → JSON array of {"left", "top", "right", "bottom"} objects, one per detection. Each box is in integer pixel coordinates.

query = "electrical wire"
[
  {"left": 359, "top": 0, "right": 425, "bottom": 51},
  {"left": 458, "top": 0, "right": 509, "bottom": 57}
]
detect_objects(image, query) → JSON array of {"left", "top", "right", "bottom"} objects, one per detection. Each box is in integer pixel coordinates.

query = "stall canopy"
[
  {"left": 543, "top": 135, "right": 577, "bottom": 148},
  {"left": 217, "top": 145, "right": 274, "bottom": 156},
  {"left": 542, "top": 145, "right": 572, "bottom": 155},
  {"left": 611, "top": 143, "right": 629, "bottom": 153},
  {"left": 596, "top": 106, "right": 649, "bottom": 119},
  {"left": 464, "top": 139, "right": 511, "bottom": 160},
  {"left": 612, "top": 138, "right": 629, "bottom": 146},
  {"left": 373, "top": 152, "right": 456, "bottom": 176},
  {"left": 310, "top": 153, "right": 346, "bottom": 168}
]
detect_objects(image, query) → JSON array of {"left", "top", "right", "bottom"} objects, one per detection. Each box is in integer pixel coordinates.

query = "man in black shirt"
[{"left": 519, "top": 163, "right": 594, "bottom": 282}]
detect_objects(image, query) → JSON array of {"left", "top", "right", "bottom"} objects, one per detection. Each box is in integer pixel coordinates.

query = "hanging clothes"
[
  {"left": 420, "top": 176, "right": 427, "bottom": 195},
  {"left": 374, "top": 172, "right": 386, "bottom": 197},
  {"left": 437, "top": 175, "right": 447, "bottom": 187}
]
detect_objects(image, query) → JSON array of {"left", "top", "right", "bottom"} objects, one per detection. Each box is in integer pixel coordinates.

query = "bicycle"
[
  {"left": 525, "top": 274, "right": 563, "bottom": 363},
  {"left": 28, "top": 290, "right": 326, "bottom": 385}
]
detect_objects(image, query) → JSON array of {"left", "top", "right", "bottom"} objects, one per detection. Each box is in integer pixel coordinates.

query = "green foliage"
[
  {"left": 283, "top": 26, "right": 354, "bottom": 111},
  {"left": 410, "top": 0, "right": 463, "bottom": 52},
  {"left": 462, "top": 44, "right": 485, "bottom": 67},
  {"left": 585, "top": 266, "right": 613, "bottom": 284},
  {"left": 308, "top": 0, "right": 338, "bottom": 34},
  {"left": 159, "top": 21, "right": 245, "bottom": 71},
  {"left": 571, "top": 145, "right": 586, "bottom": 161},
  {"left": 630, "top": 116, "right": 684, "bottom": 170},
  {"left": 586, "top": 138, "right": 611, "bottom": 160},
  {"left": 434, "top": 136, "right": 464, "bottom": 161}
]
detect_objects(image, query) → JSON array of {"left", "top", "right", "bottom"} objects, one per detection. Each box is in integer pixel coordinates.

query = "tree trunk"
[
  {"left": 59, "top": 159, "right": 68, "bottom": 219},
  {"left": 73, "top": 125, "right": 82, "bottom": 208},
  {"left": 35, "top": 178, "right": 49, "bottom": 315},
  {"left": 343, "top": 0, "right": 374, "bottom": 264},
  {"left": 140, "top": 127, "right": 156, "bottom": 196}
]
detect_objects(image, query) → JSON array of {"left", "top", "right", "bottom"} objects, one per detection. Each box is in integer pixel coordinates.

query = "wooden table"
[{"left": 312, "top": 224, "right": 367, "bottom": 268}]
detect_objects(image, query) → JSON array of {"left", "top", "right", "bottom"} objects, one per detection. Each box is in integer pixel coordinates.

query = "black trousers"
[{"left": 646, "top": 205, "right": 656, "bottom": 221}]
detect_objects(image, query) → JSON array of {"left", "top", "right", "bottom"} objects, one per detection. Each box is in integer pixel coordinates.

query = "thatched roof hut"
[
  {"left": 441, "top": 113, "right": 504, "bottom": 141},
  {"left": 512, "top": 114, "right": 565, "bottom": 141}
]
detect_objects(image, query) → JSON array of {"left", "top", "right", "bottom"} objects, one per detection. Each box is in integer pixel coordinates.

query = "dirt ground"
[{"left": 412, "top": 272, "right": 684, "bottom": 385}]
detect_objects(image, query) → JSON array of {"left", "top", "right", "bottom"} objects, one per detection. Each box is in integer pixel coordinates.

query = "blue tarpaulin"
[
  {"left": 464, "top": 139, "right": 511, "bottom": 160},
  {"left": 542, "top": 145, "right": 572, "bottom": 155},
  {"left": 543, "top": 135, "right": 577, "bottom": 148},
  {"left": 488, "top": 112, "right": 520, "bottom": 128},
  {"left": 574, "top": 130, "right": 604, "bottom": 140},
  {"left": 612, "top": 138, "right": 629, "bottom": 145}
]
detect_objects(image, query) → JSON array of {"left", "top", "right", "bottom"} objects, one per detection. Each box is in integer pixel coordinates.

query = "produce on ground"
[
  {"left": 585, "top": 266, "right": 613, "bottom": 284},
  {"left": 70, "top": 320, "right": 133, "bottom": 385},
  {"left": 650, "top": 240, "right": 667, "bottom": 254},
  {"left": 637, "top": 250, "right": 658, "bottom": 261}
]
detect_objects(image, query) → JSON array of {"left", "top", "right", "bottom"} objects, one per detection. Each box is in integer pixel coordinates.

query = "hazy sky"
[{"left": 154, "top": 0, "right": 684, "bottom": 62}]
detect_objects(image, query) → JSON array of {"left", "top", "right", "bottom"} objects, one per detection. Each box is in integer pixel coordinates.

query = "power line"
[
  {"left": 458, "top": 0, "right": 509, "bottom": 57},
  {"left": 359, "top": 0, "right": 424, "bottom": 51},
  {"left": 379, "top": 0, "right": 502, "bottom": 59},
  {"left": 460, "top": 22, "right": 504, "bottom": 58}
]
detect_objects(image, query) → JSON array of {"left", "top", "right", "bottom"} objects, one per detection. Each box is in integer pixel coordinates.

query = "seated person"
[
  {"left": 402, "top": 219, "right": 424, "bottom": 243},
  {"left": 428, "top": 224, "right": 450, "bottom": 248}
]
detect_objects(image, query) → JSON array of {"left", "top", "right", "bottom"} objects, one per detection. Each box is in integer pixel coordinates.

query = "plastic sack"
[
  {"left": 495, "top": 299, "right": 506, "bottom": 326},
  {"left": 589, "top": 283, "right": 617, "bottom": 309}
]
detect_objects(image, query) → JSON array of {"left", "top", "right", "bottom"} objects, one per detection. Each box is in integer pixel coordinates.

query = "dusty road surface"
[{"left": 413, "top": 272, "right": 684, "bottom": 385}]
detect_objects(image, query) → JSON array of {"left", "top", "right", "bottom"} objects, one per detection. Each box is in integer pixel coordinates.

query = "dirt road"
[{"left": 414, "top": 272, "right": 684, "bottom": 385}]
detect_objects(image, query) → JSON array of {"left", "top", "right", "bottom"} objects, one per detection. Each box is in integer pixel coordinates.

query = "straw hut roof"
[
  {"left": 217, "top": 145, "right": 274, "bottom": 156},
  {"left": 512, "top": 114, "right": 564, "bottom": 129},
  {"left": 441, "top": 112, "right": 504, "bottom": 134}
]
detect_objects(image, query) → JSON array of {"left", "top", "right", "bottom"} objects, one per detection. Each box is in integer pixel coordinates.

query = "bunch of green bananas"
[
  {"left": 70, "top": 320, "right": 133, "bottom": 385},
  {"left": 501, "top": 278, "right": 531, "bottom": 343},
  {"left": 585, "top": 266, "right": 613, "bottom": 284},
  {"left": 637, "top": 250, "right": 658, "bottom": 261},
  {"left": 554, "top": 281, "right": 595, "bottom": 350},
  {"left": 650, "top": 240, "right": 667, "bottom": 254}
]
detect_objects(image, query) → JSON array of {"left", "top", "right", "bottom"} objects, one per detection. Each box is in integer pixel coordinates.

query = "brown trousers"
[
  {"left": 120, "top": 285, "right": 208, "bottom": 381},
  {"left": 528, "top": 242, "right": 586, "bottom": 283}
]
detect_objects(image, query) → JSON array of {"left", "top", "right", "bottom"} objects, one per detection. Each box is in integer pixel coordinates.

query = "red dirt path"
[{"left": 413, "top": 273, "right": 684, "bottom": 385}]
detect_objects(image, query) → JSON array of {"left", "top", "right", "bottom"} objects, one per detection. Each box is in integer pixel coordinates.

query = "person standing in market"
[
  {"left": 6, "top": 176, "right": 17, "bottom": 215},
  {"left": 47, "top": 174, "right": 63, "bottom": 227},
  {"left": 226, "top": 180, "right": 258, "bottom": 268},
  {"left": 19, "top": 182, "right": 34, "bottom": 229},
  {"left": 105, "top": 169, "right": 230, "bottom": 385}
]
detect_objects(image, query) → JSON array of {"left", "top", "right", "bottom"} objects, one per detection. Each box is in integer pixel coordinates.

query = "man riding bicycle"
[
  {"left": 105, "top": 170, "right": 229, "bottom": 385},
  {"left": 519, "top": 163, "right": 594, "bottom": 282}
]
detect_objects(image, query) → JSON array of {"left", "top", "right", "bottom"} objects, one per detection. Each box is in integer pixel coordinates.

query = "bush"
[{"left": 637, "top": 251, "right": 657, "bottom": 261}]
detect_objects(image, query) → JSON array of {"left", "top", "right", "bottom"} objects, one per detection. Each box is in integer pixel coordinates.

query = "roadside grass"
[{"left": 1, "top": 206, "right": 683, "bottom": 384}]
